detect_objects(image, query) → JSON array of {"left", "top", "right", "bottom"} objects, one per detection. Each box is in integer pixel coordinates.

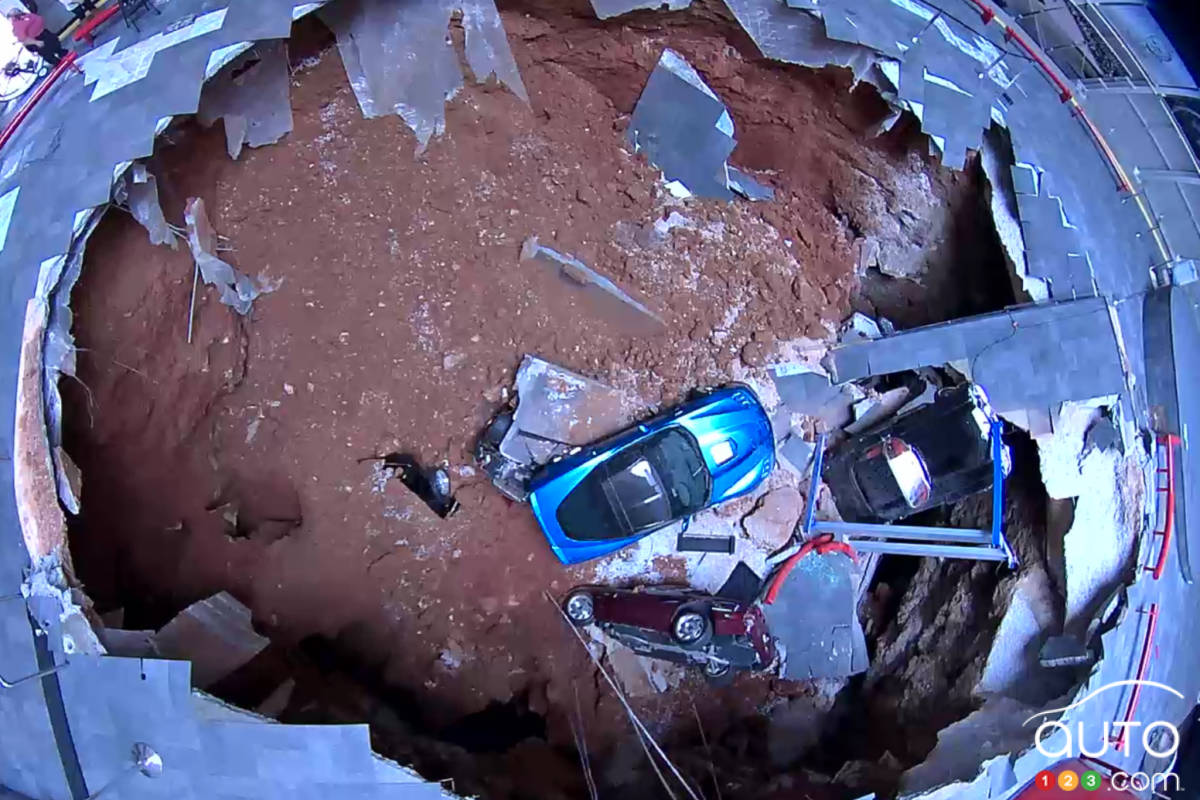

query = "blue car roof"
[{"left": 528, "top": 385, "right": 775, "bottom": 564}]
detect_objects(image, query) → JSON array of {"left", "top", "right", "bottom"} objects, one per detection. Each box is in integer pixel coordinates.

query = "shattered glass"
[{"left": 184, "top": 197, "right": 263, "bottom": 315}]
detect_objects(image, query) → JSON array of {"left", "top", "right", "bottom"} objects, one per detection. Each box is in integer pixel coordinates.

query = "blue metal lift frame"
[{"left": 801, "top": 421, "right": 1017, "bottom": 567}]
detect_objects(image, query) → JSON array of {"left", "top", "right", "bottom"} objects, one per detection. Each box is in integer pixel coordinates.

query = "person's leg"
[{"left": 34, "top": 31, "right": 64, "bottom": 65}]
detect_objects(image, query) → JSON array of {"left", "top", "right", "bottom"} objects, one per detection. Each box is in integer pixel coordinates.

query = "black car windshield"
[{"left": 556, "top": 427, "right": 711, "bottom": 541}]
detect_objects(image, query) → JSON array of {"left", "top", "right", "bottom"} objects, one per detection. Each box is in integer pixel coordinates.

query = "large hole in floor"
[{"left": 60, "top": 4, "right": 1039, "bottom": 798}]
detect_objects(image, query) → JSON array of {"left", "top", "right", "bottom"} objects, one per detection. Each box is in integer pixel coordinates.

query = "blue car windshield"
[{"left": 556, "top": 428, "right": 710, "bottom": 541}]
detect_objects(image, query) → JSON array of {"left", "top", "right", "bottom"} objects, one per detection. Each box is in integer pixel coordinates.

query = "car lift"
[{"left": 800, "top": 420, "right": 1018, "bottom": 567}]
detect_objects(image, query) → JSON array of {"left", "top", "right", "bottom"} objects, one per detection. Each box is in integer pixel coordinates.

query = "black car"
[{"left": 822, "top": 383, "right": 1009, "bottom": 523}]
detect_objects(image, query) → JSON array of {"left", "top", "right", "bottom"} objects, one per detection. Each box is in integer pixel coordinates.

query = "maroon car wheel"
[
  {"left": 564, "top": 591, "right": 595, "bottom": 625},
  {"left": 671, "top": 608, "right": 711, "bottom": 647}
]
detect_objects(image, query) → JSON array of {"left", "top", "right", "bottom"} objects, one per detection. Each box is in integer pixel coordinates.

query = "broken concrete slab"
[
  {"left": 742, "top": 487, "right": 802, "bottom": 550},
  {"left": 153, "top": 591, "right": 269, "bottom": 689},
  {"left": 322, "top": 0, "right": 525, "bottom": 153},
  {"left": 843, "top": 385, "right": 911, "bottom": 435},
  {"left": 722, "top": 0, "right": 880, "bottom": 80},
  {"left": 590, "top": 0, "right": 691, "bottom": 18},
  {"left": 629, "top": 48, "right": 733, "bottom": 199},
  {"left": 769, "top": 363, "right": 864, "bottom": 428},
  {"left": 779, "top": 433, "right": 815, "bottom": 475},
  {"left": 197, "top": 40, "right": 294, "bottom": 160},
  {"left": 628, "top": 48, "right": 773, "bottom": 201},
  {"left": 121, "top": 163, "right": 176, "bottom": 248},
  {"left": 184, "top": 197, "right": 265, "bottom": 315},
  {"left": 322, "top": 0, "right": 462, "bottom": 150},
  {"left": 765, "top": 550, "right": 866, "bottom": 679},
  {"left": 606, "top": 639, "right": 683, "bottom": 697},
  {"left": 23, "top": 554, "right": 105, "bottom": 660},
  {"left": 520, "top": 236, "right": 663, "bottom": 334},
  {"left": 828, "top": 299, "right": 1127, "bottom": 416},
  {"left": 980, "top": 130, "right": 1040, "bottom": 303},
  {"left": 727, "top": 165, "right": 775, "bottom": 201},
  {"left": 976, "top": 564, "right": 1066, "bottom": 703},
  {"left": 769, "top": 364, "right": 842, "bottom": 414},
  {"left": 460, "top": 0, "right": 529, "bottom": 104},
  {"left": 899, "top": 697, "right": 1034, "bottom": 795},
  {"left": 499, "top": 355, "right": 633, "bottom": 466},
  {"left": 1061, "top": 448, "right": 1140, "bottom": 636}
]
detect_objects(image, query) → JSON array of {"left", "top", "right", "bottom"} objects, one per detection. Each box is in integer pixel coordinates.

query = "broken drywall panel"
[
  {"left": 153, "top": 591, "right": 270, "bottom": 689},
  {"left": 765, "top": 551, "right": 867, "bottom": 679},
  {"left": 322, "top": 0, "right": 525, "bottom": 153},
  {"left": 521, "top": 236, "right": 664, "bottom": 333},
  {"left": 198, "top": 40, "right": 294, "bottom": 160},
  {"left": 499, "top": 354, "right": 634, "bottom": 465},
  {"left": 590, "top": 0, "right": 691, "bottom": 18},
  {"left": 723, "top": 0, "right": 879, "bottom": 79},
  {"left": 628, "top": 49, "right": 774, "bottom": 200},
  {"left": 461, "top": 0, "right": 529, "bottom": 103},
  {"left": 184, "top": 197, "right": 264, "bottom": 315}
]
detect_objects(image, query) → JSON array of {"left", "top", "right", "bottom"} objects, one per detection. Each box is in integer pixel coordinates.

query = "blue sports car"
[{"left": 528, "top": 384, "right": 775, "bottom": 564}]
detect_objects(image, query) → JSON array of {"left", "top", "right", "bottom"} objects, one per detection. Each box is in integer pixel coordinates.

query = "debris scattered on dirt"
[
  {"left": 520, "top": 237, "right": 663, "bottom": 333},
  {"left": 63, "top": 6, "right": 1029, "bottom": 798}
]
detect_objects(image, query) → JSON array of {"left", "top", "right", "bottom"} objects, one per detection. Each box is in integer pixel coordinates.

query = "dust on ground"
[{"left": 64, "top": 4, "right": 1013, "bottom": 798}]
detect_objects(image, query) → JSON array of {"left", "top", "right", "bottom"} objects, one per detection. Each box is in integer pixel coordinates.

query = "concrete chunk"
[{"left": 154, "top": 591, "right": 269, "bottom": 689}]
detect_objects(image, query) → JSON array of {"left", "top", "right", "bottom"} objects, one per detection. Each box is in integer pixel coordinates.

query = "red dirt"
[{"left": 65, "top": 4, "right": 999, "bottom": 798}]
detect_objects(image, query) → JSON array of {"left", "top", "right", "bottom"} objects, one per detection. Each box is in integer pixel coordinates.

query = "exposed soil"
[{"left": 64, "top": 3, "right": 1020, "bottom": 799}]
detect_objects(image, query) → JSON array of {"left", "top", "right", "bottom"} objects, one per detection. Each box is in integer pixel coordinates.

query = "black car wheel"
[
  {"left": 671, "top": 608, "right": 711, "bottom": 647},
  {"left": 564, "top": 591, "right": 595, "bottom": 625}
]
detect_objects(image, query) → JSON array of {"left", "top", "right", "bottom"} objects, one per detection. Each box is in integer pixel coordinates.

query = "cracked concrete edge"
[
  {"left": 4, "top": 4, "right": 466, "bottom": 794},
  {"left": 14, "top": 299, "right": 65, "bottom": 564}
]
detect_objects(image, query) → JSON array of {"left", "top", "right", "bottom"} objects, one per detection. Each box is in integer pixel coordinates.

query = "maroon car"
[{"left": 562, "top": 584, "right": 777, "bottom": 683}]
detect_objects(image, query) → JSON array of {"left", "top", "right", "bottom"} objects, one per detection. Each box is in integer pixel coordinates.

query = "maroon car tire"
[
  {"left": 564, "top": 591, "right": 595, "bottom": 625},
  {"left": 703, "top": 659, "right": 734, "bottom": 687},
  {"left": 670, "top": 606, "right": 712, "bottom": 648}
]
